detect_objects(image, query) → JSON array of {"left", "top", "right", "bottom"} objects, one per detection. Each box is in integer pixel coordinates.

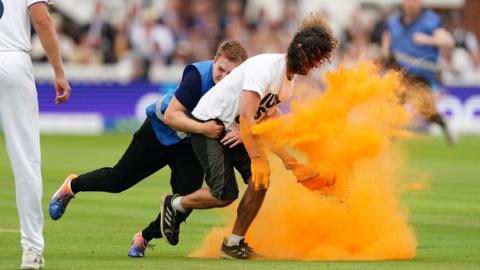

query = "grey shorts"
[{"left": 191, "top": 133, "right": 251, "bottom": 201}]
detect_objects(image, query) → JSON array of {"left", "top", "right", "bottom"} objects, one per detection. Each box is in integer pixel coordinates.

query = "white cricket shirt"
[{"left": 0, "top": 0, "right": 47, "bottom": 52}]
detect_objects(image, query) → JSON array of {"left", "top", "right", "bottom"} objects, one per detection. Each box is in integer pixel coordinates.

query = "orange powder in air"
[{"left": 190, "top": 62, "right": 417, "bottom": 260}]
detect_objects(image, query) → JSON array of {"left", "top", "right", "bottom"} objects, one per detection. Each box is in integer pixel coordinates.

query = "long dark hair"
[{"left": 287, "top": 13, "right": 338, "bottom": 74}]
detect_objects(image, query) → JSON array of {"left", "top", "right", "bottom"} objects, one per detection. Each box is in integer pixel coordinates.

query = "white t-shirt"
[
  {"left": 192, "top": 53, "right": 294, "bottom": 131},
  {"left": 0, "top": 0, "right": 47, "bottom": 52}
]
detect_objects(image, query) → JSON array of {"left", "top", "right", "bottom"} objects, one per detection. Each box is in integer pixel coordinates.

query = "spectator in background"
[
  {"left": 74, "top": 34, "right": 102, "bottom": 64},
  {"left": 25, "top": 0, "right": 477, "bottom": 86},
  {"left": 340, "top": 9, "right": 379, "bottom": 66},
  {"left": 220, "top": 0, "right": 246, "bottom": 37},
  {"left": 248, "top": 20, "right": 284, "bottom": 55},
  {"left": 441, "top": 11, "right": 480, "bottom": 85},
  {"left": 162, "top": 0, "right": 189, "bottom": 42},
  {"left": 282, "top": 0, "right": 300, "bottom": 34},
  {"left": 382, "top": 0, "right": 456, "bottom": 144},
  {"left": 129, "top": 9, "right": 175, "bottom": 80},
  {"left": 448, "top": 11, "right": 480, "bottom": 66},
  {"left": 188, "top": 0, "right": 220, "bottom": 61},
  {"left": 31, "top": 12, "right": 76, "bottom": 62},
  {"left": 82, "top": 0, "right": 116, "bottom": 63},
  {"left": 370, "top": 7, "right": 390, "bottom": 46},
  {"left": 112, "top": 19, "right": 130, "bottom": 62},
  {"left": 341, "top": 9, "right": 363, "bottom": 50}
]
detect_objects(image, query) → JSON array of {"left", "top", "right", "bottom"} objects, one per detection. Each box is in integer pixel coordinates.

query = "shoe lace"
[
  {"left": 137, "top": 239, "right": 155, "bottom": 251},
  {"left": 173, "top": 219, "right": 182, "bottom": 232},
  {"left": 172, "top": 212, "right": 188, "bottom": 233},
  {"left": 146, "top": 242, "right": 155, "bottom": 250},
  {"left": 58, "top": 189, "right": 75, "bottom": 202},
  {"left": 239, "top": 241, "right": 254, "bottom": 254}
]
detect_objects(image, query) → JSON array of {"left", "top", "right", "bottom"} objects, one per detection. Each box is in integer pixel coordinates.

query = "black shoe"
[
  {"left": 160, "top": 194, "right": 180, "bottom": 245},
  {"left": 219, "top": 238, "right": 253, "bottom": 260}
]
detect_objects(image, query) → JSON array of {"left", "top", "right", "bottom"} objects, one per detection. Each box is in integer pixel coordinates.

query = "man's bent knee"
[{"left": 209, "top": 188, "right": 238, "bottom": 206}]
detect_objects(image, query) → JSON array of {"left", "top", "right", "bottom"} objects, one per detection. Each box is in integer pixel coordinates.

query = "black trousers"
[{"left": 70, "top": 119, "right": 204, "bottom": 240}]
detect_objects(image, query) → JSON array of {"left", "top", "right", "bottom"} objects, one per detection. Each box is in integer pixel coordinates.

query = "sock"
[
  {"left": 227, "top": 234, "right": 244, "bottom": 246},
  {"left": 172, "top": 196, "right": 187, "bottom": 213},
  {"left": 141, "top": 214, "right": 162, "bottom": 241},
  {"left": 141, "top": 231, "right": 151, "bottom": 242},
  {"left": 69, "top": 178, "right": 78, "bottom": 194}
]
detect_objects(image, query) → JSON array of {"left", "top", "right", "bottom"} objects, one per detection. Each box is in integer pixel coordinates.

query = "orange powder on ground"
[{"left": 190, "top": 62, "right": 417, "bottom": 260}]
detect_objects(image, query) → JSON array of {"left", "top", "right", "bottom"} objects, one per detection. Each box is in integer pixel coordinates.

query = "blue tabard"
[
  {"left": 387, "top": 10, "right": 442, "bottom": 90},
  {"left": 146, "top": 60, "right": 214, "bottom": 145}
]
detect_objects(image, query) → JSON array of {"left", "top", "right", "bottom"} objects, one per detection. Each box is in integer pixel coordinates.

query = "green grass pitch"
[{"left": 0, "top": 134, "right": 479, "bottom": 269}]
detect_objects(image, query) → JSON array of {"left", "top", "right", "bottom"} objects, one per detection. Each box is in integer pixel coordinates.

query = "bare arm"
[
  {"left": 164, "top": 96, "right": 223, "bottom": 139},
  {"left": 271, "top": 146, "right": 298, "bottom": 169},
  {"left": 239, "top": 91, "right": 264, "bottom": 159},
  {"left": 240, "top": 90, "right": 270, "bottom": 190},
  {"left": 432, "top": 28, "right": 455, "bottom": 49},
  {"left": 29, "top": 2, "right": 70, "bottom": 104},
  {"left": 239, "top": 101, "right": 296, "bottom": 163},
  {"left": 268, "top": 109, "right": 298, "bottom": 169},
  {"left": 466, "top": 32, "right": 480, "bottom": 65},
  {"left": 381, "top": 31, "right": 391, "bottom": 59},
  {"left": 413, "top": 28, "right": 454, "bottom": 49}
]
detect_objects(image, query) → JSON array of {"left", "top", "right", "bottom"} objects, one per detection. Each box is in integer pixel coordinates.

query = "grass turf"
[{"left": 0, "top": 134, "right": 479, "bottom": 269}]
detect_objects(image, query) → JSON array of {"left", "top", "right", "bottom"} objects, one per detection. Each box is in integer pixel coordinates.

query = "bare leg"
[
  {"left": 232, "top": 180, "right": 267, "bottom": 236},
  {"left": 428, "top": 113, "right": 455, "bottom": 145},
  {"left": 180, "top": 188, "right": 234, "bottom": 210}
]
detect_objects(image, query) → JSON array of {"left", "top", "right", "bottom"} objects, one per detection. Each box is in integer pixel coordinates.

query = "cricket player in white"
[{"left": 0, "top": 0, "right": 70, "bottom": 269}]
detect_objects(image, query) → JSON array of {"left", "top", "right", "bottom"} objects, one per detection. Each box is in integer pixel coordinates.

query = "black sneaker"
[
  {"left": 219, "top": 238, "right": 253, "bottom": 260},
  {"left": 160, "top": 194, "right": 180, "bottom": 245},
  {"left": 242, "top": 240, "right": 255, "bottom": 256}
]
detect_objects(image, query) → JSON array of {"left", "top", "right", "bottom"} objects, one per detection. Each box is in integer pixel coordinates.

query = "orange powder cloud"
[{"left": 190, "top": 62, "right": 417, "bottom": 260}]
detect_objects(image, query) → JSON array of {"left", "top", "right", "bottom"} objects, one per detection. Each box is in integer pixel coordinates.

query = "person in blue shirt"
[
  {"left": 382, "top": 0, "right": 456, "bottom": 144},
  {"left": 48, "top": 40, "right": 248, "bottom": 258}
]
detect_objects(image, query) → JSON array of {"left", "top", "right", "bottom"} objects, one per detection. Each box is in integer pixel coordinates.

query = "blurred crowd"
[{"left": 32, "top": 0, "right": 480, "bottom": 84}]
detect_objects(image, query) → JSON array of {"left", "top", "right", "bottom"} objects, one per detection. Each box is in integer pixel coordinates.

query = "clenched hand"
[
  {"left": 251, "top": 157, "right": 270, "bottom": 190},
  {"left": 54, "top": 76, "right": 71, "bottom": 104}
]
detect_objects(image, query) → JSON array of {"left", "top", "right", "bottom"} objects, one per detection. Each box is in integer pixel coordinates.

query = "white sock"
[
  {"left": 227, "top": 234, "right": 244, "bottom": 246},
  {"left": 172, "top": 196, "right": 186, "bottom": 213}
]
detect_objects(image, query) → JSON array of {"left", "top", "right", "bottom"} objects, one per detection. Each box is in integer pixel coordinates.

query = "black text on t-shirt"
[{"left": 235, "top": 93, "right": 281, "bottom": 124}]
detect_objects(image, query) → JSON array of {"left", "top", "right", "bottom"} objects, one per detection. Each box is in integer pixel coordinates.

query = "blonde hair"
[{"left": 215, "top": 40, "right": 248, "bottom": 63}]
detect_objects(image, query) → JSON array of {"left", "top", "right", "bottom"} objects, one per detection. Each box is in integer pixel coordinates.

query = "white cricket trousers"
[{"left": 0, "top": 51, "right": 44, "bottom": 255}]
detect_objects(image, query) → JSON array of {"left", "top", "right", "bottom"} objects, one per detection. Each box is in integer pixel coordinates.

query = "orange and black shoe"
[
  {"left": 128, "top": 232, "right": 153, "bottom": 258},
  {"left": 48, "top": 174, "right": 77, "bottom": 220}
]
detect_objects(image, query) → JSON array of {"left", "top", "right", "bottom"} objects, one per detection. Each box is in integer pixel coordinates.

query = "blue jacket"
[
  {"left": 146, "top": 60, "right": 215, "bottom": 145},
  {"left": 387, "top": 9, "right": 442, "bottom": 89}
]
